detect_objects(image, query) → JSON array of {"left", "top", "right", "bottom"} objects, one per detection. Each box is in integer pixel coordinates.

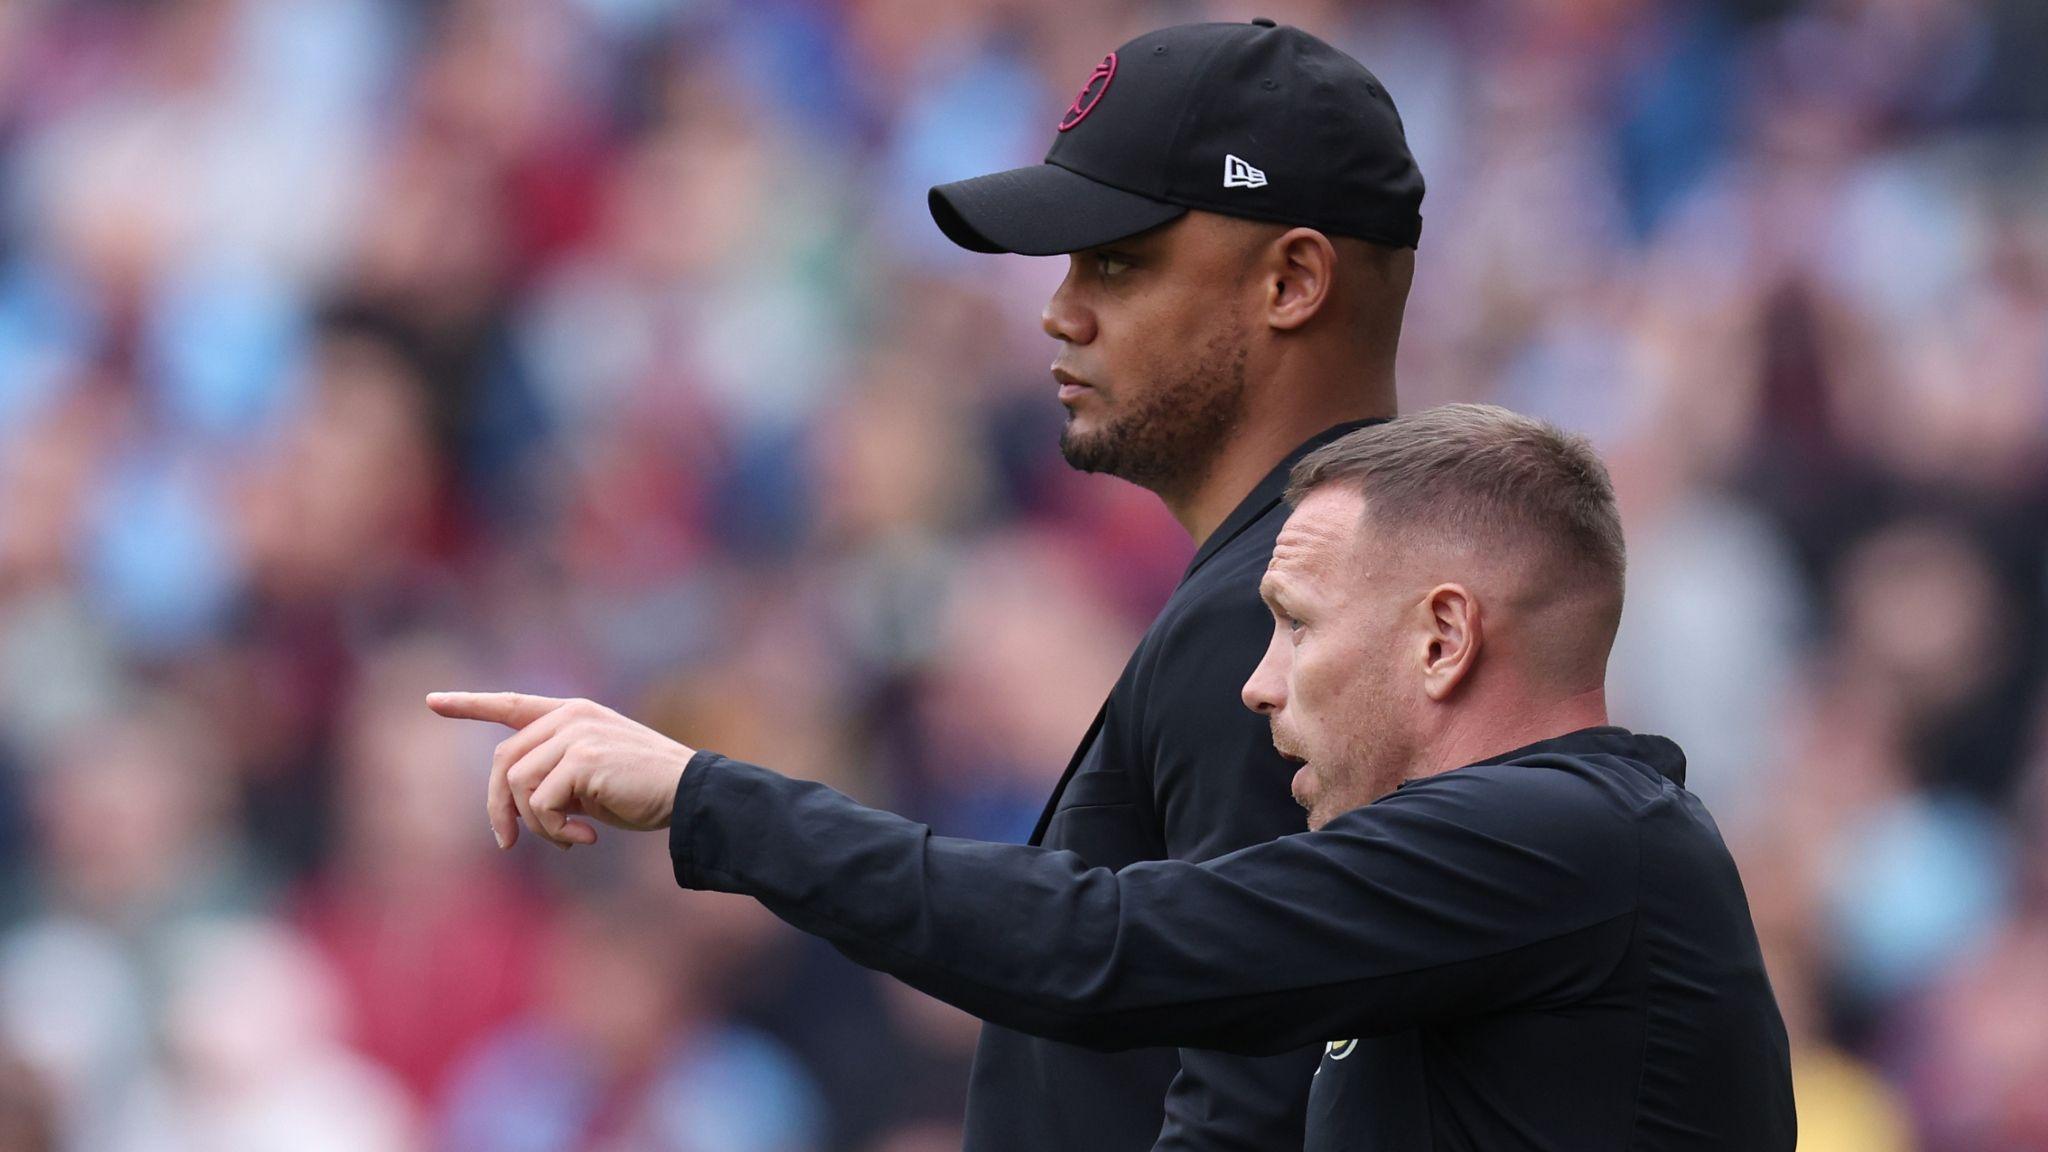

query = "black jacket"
[
  {"left": 958, "top": 425, "right": 1376, "bottom": 1151},
  {"left": 669, "top": 727, "right": 1797, "bottom": 1150}
]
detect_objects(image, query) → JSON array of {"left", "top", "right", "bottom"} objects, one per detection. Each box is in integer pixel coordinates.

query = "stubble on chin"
[
  {"left": 1311, "top": 723, "right": 1415, "bottom": 825},
  {"left": 1057, "top": 331, "right": 1248, "bottom": 495}
]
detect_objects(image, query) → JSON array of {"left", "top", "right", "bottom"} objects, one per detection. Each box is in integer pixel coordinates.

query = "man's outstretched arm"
[
  {"left": 428, "top": 691, "right": 1637, "bottom": 1054},
  {"left": 673, "top": 751, "right": 1638, "bottom": 1054}
]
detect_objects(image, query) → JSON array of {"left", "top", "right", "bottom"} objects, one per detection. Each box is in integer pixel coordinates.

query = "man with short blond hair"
[
  {"left": 431, "top": 404, "right": 1797, "bottom": 1150},
  {"left": 1254, "top": 403, "right": 1631, "bottom": 829}
]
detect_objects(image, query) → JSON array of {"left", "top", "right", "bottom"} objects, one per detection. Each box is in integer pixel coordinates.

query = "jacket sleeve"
[
  {"left": 671, "top": 751, "right": 1641, "bottom": 1057},
  {"left": 1138, "top": 563, "right": 1327, "bottom": 1148}
]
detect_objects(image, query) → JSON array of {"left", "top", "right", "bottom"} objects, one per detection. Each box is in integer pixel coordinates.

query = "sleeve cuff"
[{"left": 668, "top": 749, "right": 726, "bottom": 889}]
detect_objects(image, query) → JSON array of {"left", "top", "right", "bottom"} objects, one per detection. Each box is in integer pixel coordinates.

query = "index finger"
[{"left": 425, "top": 691, "right": 570, "bottom": 729}]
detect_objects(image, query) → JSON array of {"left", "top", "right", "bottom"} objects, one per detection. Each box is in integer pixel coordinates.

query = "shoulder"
[
  {"left": 1348, "top": 757, "right": 1648, "bottom": 876},
  {"left": 1127, "top": 554, "right": 1274, "bottom": 739},
  {"left": 1148, "top": 535, "right": 1277, "bottom": 658}
]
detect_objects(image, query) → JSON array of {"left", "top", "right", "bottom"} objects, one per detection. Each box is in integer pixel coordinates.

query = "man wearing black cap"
[{"left": 916, "top": 19, "right": 1423, "bottom": 1152}]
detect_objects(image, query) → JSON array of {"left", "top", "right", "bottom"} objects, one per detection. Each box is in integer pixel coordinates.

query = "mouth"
[
  {"left": 1282, "top": 750, "right": 1314, "bottom": 812},
  {"left": 1052, "top": 366, "right": 1095, "bottom": 403}
]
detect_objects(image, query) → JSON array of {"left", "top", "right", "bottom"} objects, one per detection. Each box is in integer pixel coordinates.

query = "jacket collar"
[{"left": 1471, "top": 725, "right": 1689, "bottom": 787}]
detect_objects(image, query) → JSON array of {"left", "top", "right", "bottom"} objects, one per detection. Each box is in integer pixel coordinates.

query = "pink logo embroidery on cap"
[{"left": 1058, "top": 53, "right": 1117, "bottom": 132}]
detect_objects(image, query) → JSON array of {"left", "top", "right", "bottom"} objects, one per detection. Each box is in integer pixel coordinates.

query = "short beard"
[
  {"left": 1337, "top": 726, "right": 1414, "bottom": 816},
  {"left": 1306, "top": 728, "right": 1415, "bottom": 829},
  {"left": 1298, "top": 670, "right": 1419, "bottom": 830},
  {"left": 1059, "top": 328, "right": 1248, "bottom": 499}
]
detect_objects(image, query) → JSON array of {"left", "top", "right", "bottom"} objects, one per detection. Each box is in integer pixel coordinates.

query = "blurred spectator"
[
  {"left": 293, "top": 637, "right": 553, "bottom": 1109},
  {"left": 105, "top": 917, "right": 420, "bottom": 1152},
  {"left": 436, "top": 895, "right": 823, "bottom": 1152},
  {"left": 1905, "top": 916, "right": 2048, "bottom": 1150},
  {"left": 23, "top": 691, "right": 264, "bottom": 933}
]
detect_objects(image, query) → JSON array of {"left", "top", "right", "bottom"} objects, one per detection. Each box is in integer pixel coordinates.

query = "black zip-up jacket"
[{"left": 669, "top": 726, "right": 1797, "bottom": 1150}]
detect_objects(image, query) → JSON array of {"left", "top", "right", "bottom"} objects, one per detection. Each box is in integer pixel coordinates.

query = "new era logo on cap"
[{"left": 1223, "top": 154, "right": 1267, "bottom": 189}]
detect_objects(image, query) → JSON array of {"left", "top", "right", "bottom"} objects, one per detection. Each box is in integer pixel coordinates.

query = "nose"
[
  {"left": 1042, "top": 258, "right": 1097, "bottom": 345},
  {"left": 1241, "top": 626, "right": 1289, "bottom": 715}
]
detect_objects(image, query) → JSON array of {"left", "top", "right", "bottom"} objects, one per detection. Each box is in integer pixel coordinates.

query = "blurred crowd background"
[{"left": 0, "top": 0, "right": 2044, "bottom": 1149}]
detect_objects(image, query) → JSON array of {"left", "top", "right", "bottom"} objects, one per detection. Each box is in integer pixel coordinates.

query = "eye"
[
  {"left": 1287, "top": 615, "right": 1306, "bottom": 636},
  {"left": 1094, "top": 253, "right": 1132, "bottom": 277}
]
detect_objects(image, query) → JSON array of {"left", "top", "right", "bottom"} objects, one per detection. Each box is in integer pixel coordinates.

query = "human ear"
[
  {"left": 1264, "top": 228, "right": 1337, "bottom": 332},
  {"left": 1420, "top": 584, "right": 1481, "bottom": 701}
]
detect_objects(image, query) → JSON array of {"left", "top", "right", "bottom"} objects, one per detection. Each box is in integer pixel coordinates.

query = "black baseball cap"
[{"left": 929, "top": 19, "right": 1424, "bottom": 257}]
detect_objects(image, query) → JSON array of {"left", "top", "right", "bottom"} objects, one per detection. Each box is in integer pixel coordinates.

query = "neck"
[
  {"left": 1164, "top": 391, "right": 1394, "bottom": 543},
  {"left": 1409, "top": 685, "right": 1612, "bottom": 784}
]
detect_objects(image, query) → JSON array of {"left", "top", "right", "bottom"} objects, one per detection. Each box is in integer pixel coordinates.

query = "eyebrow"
[{"left": 1257, "top": 573, "right": 1290, "bottom": 612}]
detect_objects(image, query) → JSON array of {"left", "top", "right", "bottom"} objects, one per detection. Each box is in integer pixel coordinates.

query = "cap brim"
[{"left": 929, "top": 163, "right": 1187, "bottom": 256}]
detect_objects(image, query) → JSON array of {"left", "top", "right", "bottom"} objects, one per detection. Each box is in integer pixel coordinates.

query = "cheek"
[
  {"left": 1103, "top": 284, "right": 1206, "bottom": 369},
  {"left": 1287, "top": 646, "right": 1327, "bottom": 707},
  {"left": 1296, "top": 631, "right": 1388, "bottom": 725},
  {"left": 1288, "top": 643, "right": 1358, "bottom": 730},
  {"left": 1104, "top": 319, "right": 1168, "bottom": 387}
]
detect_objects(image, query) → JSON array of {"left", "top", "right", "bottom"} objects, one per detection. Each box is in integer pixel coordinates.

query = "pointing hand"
[{"left": 425, "top": 691, "right": 696, "bottom": 851}]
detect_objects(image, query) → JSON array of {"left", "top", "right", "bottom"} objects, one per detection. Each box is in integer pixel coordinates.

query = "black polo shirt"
[{"left": 669, "top": 726, "right": 1797, "bottom": 1150}]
